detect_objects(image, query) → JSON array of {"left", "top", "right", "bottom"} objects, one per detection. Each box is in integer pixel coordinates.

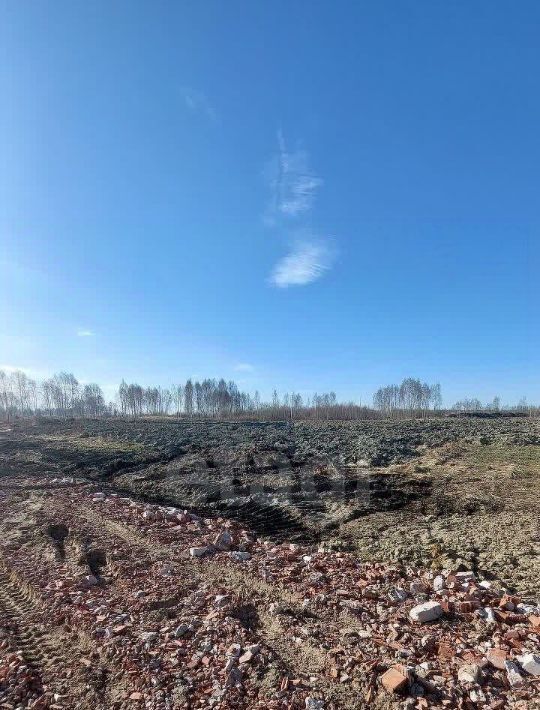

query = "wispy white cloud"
[
  {"left": 76, "top": 329, "right": 94, "bottom": 337},
  {"left": 266, "top": 131, "right": 322, "bottom": 222},
  {"left": 270, "top": 239, "right": 335, "bottom": 288},
  {"left": 234, "top": 362, "right": 255, "bottom": 372},
  {"left": 264, "top": 132, "right": 338, "bottom": 287},
  {"left": 180, "top": 87, "right": 217, "bottom": 122}
]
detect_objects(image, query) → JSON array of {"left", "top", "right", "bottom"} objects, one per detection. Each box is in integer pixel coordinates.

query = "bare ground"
[{"left": 0, "top": 416, "right": 539, "bottom": 708}]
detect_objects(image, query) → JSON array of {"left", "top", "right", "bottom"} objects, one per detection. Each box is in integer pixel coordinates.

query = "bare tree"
[
  {"left": 374, "top": 378, "right": 443, "bottom": 417},
  {"left": 173, "top": 384, "right": 184, "bottom": 416},
  {"left": 82, "top": 383, "right": 105, "bottom": 417},
  {"left": 184, "top": 379, "right": 194, "bottom": 418}
]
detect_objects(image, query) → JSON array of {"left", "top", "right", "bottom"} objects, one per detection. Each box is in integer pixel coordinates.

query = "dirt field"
[{"left": 0, "top": 416, "right": 539, "bottom": 708}]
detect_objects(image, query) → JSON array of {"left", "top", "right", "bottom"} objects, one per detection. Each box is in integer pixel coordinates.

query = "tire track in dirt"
[
  {"left": 0, "top": 564, "right": 104, "bottom": 708},
  {"left": 71, "top": 501, "right": 369, "bottom": 707},
  {"left": 0, "top": 567, "right": 53, "bottom": 670},
  {"left": 0, "top": 537, "right": 127, "bottom": 709}
]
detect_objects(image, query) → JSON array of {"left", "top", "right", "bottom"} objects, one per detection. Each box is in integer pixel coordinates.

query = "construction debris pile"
[{"left": 0, "top": 482, "right": 539, "bottom": 709}]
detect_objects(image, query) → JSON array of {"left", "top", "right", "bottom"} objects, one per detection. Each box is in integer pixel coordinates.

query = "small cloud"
[
  {"left": 270, "top": 239, "right": 335, "bottom": 288},
  {"left": 180, "top": 87, "right": 217, "bottom": 122},
  {"left": 234, "top": 363, "right": 255, "bottom": 373},
  {"left": 76, "top": 329, "right": 94, "bottom": 337},
  {"left": 266, "top": 131, "right": 322, "bottom": 221}
]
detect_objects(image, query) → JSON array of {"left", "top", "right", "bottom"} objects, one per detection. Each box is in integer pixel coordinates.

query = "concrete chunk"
[
  {"left": 520, "top": 653, "right": 540, "bottom": 676},
  {"left": 433, "top": 575, "right": 445, "bottom": 591},
  {"left": 189, "top": 546, "right": 213, "bottom": 558},
  {"left": 455, "top": 571, "right": 475, "bottom": 583},
  {"left": 140, "top": 632, "right": 158, "bottom": 644},
  {"left": 505, "top": 660, "right": 524, "bottom": 687},
  {"left": 409, "top": 601, "right": 443, "bottom": 623},
  {"left": 457, "top": 664, "right": 482, "bottom": 684},
  {"left": 213, "top": 530, "right": 233, "bottom": 550},
  {"left": 389, "top": 587, "right": 408, "bottom": 603}
]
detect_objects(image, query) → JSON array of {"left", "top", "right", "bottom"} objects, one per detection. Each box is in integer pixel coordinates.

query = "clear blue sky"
[{"left": 1, "top": 1, "right": 538, "bottom": 405}]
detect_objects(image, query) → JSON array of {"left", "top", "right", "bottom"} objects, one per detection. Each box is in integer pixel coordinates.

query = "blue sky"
[{"left": 1, "top": 1, "right": 538, "bottom": 405}]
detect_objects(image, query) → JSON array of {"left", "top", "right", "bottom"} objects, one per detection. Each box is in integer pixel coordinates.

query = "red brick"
[
  {"left": 495, "top": 610, "right": 527, "bottom": 624},
  {"left": 486, "top": 648, "right": 507, "bottom": 670},
  {"left": 438, "top": 642, "right": 454, "bottom": 659},
  {"left": 529, "top": 615, "right": 540, "bottom": 630},
  {"left": 439, "top": 600, "right": 454, "bottom": 614},
  {"left": 463, "top": 650, "right": 485, "bottom": 665},
  {"left": 381, "top": 665, "right": 408, "bottom": 693},
  {"left": 504, "top": 629, "right": 523, "bottom": 640},
  {"left": 457, "top": 601, "right": 474, "bottom": 614}
]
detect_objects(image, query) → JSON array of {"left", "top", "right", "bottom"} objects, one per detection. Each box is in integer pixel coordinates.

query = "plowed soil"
[{"left": 0, "top": 416, "right": 539, "bottom": 709}]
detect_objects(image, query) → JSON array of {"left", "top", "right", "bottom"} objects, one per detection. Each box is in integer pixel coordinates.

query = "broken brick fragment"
[
  {"left": 381, "top": 665, "right": 409, "bottom": 693},
  {"left": 439, "top": 599, "right": 454, "bottom": 614},
  {"left": 438, "top": 642, "right": 454, "bottom": 659},
  {"left": 495, "top": 609, "right": 527, "bottom": 624},
  {"left": 486, "top": 648, "right": 507, "bottom": 670},
  {"left": 529, "top": 615, "right": 540, "bottom": 630},
  {"left": 457, "top": 601, "right": 475, "bottom": 614}
]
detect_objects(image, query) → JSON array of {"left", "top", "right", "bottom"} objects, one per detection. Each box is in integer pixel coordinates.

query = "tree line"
[
  {"left": 0, "top": 368, "right": 535, "bottom": 420},
  {"left": 117, "top": 379, "right": 253, "bottom": 417},
  {"left": 0, "top": 370, "right": 106, "bottom": 419},
  {"left": 116, "top": 379, "right": 375, "bottom": 420},
  {"left": 451, "top": 396, "right": 529, "bottom": 413}
]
